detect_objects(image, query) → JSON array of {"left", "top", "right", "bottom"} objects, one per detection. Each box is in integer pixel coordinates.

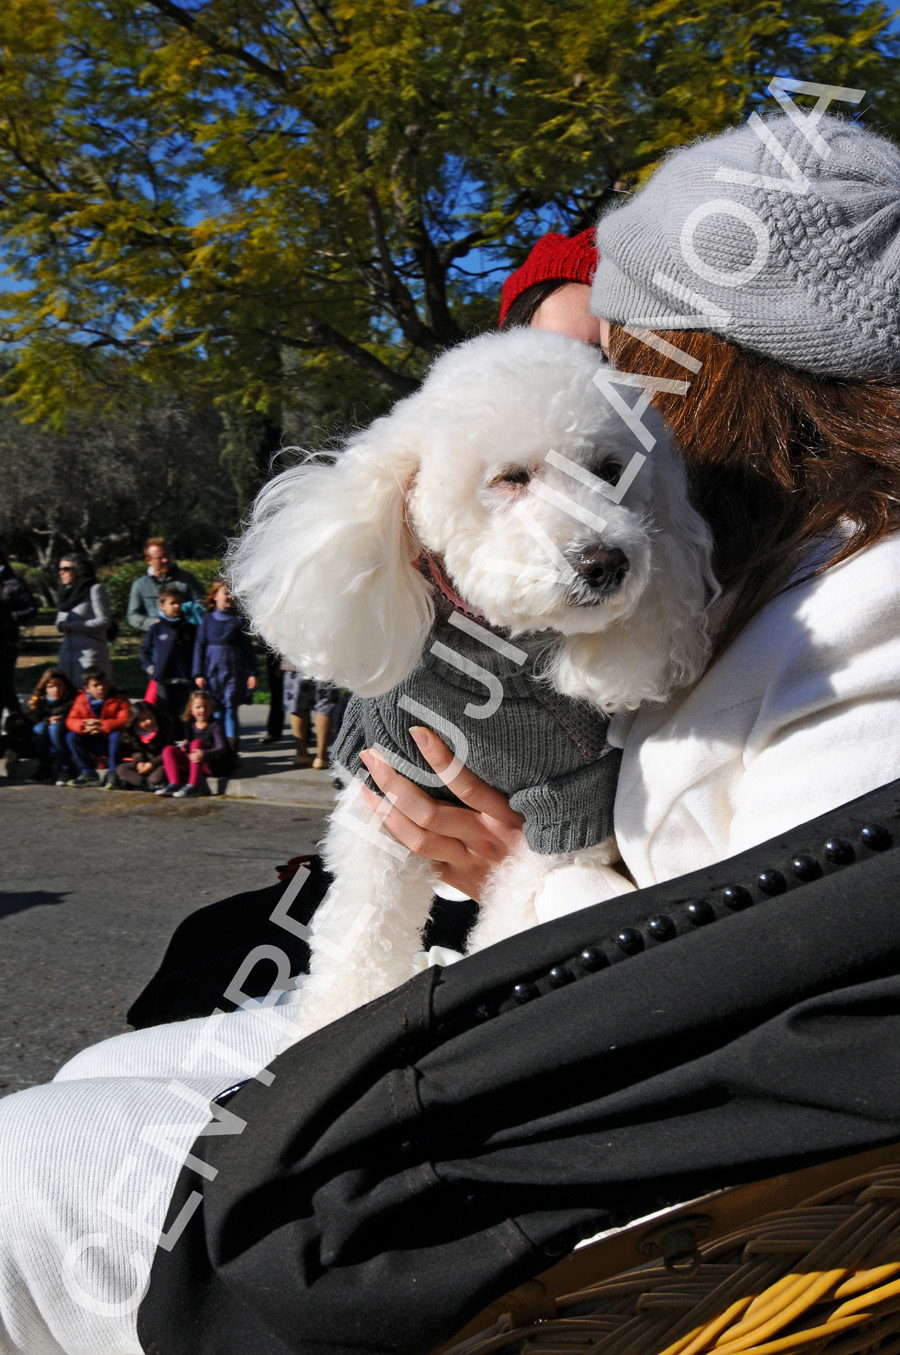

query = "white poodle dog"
[{"left": 229, "top": 327, "right": 716, "bottom": 1037}]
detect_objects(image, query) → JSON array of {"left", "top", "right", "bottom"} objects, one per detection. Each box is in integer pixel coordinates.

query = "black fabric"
[
  {"left": 57, "top": 555, "right": 96, "bottom": 610},
  {"left": 0, "top": 566, "right": 38, "bottom": 650},
  {"left": 126, "top": 869, "right": 329, "bottom": 1027},
  {"left": 138, "top": 778, "right": 900, "bottom": 1355},
  {"left": 265, "top": 651, "right": 285, "bottom": 738},
  {"left": 128, "top": 864, "right": 479, "bottom": 1029}
]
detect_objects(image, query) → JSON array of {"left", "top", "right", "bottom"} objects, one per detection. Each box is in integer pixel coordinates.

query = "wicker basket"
[{"left": 438, "top": 1144, "right": 900, "bottom": 1355}]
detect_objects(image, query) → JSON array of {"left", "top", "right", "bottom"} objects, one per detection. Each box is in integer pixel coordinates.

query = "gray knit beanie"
[{"left": 592, "top": 113, "right": 900, "bottom": 379}]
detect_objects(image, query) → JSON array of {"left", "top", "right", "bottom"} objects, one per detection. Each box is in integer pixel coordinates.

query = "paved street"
[{"left": 0, "top": 778, "right": 330, "bottom": 1098}]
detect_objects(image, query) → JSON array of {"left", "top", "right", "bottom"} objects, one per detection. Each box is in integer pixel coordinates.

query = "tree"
[
  {"left": 0, "top": 380, "right": 231, "bottom": 566},
  {"left": 0, "top": 0, "right": 898, "bottom": 456}
]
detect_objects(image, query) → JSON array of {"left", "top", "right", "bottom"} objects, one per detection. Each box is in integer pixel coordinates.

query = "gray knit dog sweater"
[{"left": 332, "top": 614, "right": 620, "bottom": 856}]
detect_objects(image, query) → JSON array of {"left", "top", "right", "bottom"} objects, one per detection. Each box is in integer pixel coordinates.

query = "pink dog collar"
[{"left": 418, "top": 552, "right": 488, "bottom": 624}]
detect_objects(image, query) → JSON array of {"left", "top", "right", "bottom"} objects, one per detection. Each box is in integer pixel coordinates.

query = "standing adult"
[
  {"left": 0, "top": 550, "right": 37, "bottom": 718},
  {"left": 257, "top": 649, "right": 285, "bottom": 744},
  {"left": 54, "top": 554, "right": 113, "bottom": 687},
  {"left": 126, "top": 538, "right": 203, "bottom": 633}
]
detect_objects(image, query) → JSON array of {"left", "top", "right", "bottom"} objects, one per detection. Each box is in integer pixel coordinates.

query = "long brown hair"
[
  {"left": 29, "top": 666, "right": 75, "bottom": 710},
  {"left": 608, "top": 325, "right": 900, "bottom": 653}
]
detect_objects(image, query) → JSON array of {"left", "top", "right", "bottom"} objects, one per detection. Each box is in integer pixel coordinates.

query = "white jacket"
[
  {"left": 536, "top": 530, "right": 900, "bottom": 920},
  {"left": 55, "top": 582, "right": 112, "bottom": 686}
]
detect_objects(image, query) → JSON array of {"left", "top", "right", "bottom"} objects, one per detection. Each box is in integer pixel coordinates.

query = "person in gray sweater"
[{"left": 126, "top": 538, "right": 203, "bottom": 632}]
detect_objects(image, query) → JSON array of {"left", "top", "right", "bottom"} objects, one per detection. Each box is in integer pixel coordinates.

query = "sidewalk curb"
[{"left": 223, "top": 769, "right": 340, "bottom": 809}]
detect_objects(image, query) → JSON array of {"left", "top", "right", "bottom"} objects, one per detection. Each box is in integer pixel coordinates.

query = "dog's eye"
[
  {"left": 597, "top": 460, "right": 623, "bottom": 486},
  {"left": 490, "top": 467, "right": 532, "bottom": 489}
]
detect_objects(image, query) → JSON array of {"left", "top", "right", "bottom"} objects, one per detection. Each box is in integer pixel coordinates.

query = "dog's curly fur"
[{"left": 228, "top": 328, "right": 717, "bottom": 1037}]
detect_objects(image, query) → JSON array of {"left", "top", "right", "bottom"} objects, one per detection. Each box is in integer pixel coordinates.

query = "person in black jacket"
[
  {"left": 112, "top": 701, "right": 174, "bottom": 791},
  {"left": 0, "top": 549, "right": 37, "bottom": 718},
  {"left": 140, "top": 585, "right": 198, "bottom": 737}
]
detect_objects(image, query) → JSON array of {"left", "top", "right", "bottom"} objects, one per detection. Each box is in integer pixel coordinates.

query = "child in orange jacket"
[{"left": 65, "top": 665, "right": 131, "bottom": 786}]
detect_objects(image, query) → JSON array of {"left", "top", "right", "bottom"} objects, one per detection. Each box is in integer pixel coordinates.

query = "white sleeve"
[
  {"left": 614, "top": 534, "right": 900, "bottom": 888},
  {"left": 63, "top": 585, "right": 111, "bottom": 635},
  {"left": 728, "top": 567, "right": 900, "bottom": 856}
]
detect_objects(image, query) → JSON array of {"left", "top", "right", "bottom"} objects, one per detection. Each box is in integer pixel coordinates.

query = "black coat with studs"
[{"left": 137, "top": 776, "right": 900, "bottom": 1355}]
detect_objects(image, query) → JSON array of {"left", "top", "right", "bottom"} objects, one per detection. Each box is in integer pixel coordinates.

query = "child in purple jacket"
[{"left": 155, "top": 691, "right": 234, "bottom": 798}]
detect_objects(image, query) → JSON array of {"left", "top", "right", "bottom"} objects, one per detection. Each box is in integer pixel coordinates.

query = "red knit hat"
[{"left": 498, "top": 228, "right": 599, "bottom": 326}]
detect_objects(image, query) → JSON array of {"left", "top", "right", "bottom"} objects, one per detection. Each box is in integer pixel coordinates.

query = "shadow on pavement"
[{"left": 0, "top": 889, "right": 72, "bottom": 921}]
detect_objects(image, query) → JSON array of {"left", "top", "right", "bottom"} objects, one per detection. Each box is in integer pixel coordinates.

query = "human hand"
[
  {"left": 49, "top": 715, "right": 60, "bottom": 724},
  {"left": 195, "top": 676, "right": 206, "bottom": 689},
  {"left": 358, "top": 727, "right": 525, "bottom": 902},
  {"left": 136, "top": 761, "right": 152, "bottom": 775},
  {"left": 83, "top": 718, "right": 101, "bottom": 734},
  {"left": 189, "top": 750, "right": 204, "bottom": 763}
]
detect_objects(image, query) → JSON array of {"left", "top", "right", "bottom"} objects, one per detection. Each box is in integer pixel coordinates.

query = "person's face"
[
  {"left": 160, "top": 594, "right": 182, "bottom": 619},
  {"left": 598, "top": 316, "right": 610, "bottom": 356},
  {"left": 145, "top": 546, "right": 170, "bottom": 577},
  {"left": 138, "top": 713, "right": 158, "bottom": 733},
  {"left": 58, "top": 560, "right": 75, "bottom": 580},
  {"left": 529, "top": 283, "right": 607, "bottom": 349},
  {"left": 85, "top": 677, "right": 108, "bottom": 700},
  {"left": 190, "top": 697, "right": 207, "bottom": 720},
  {"left": 45, "top": 680, "right": 63, "bottom": 702},
  {"left": 214, "top": 584, "right": 233, "bottom": 609}
]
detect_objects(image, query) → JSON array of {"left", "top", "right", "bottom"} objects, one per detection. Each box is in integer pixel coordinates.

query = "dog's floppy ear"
[{"left": 227, "top": 398, "right": 435, "bottom": 697}]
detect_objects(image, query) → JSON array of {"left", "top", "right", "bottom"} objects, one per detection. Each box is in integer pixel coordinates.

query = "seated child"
[
  {"left": 64, "top": 666, "right": 131, "bottom": 786},
  {"left": 139, "top": 584, "right": 197, "bottom": 736},
  {"left": 27, "top": 667, "right": 77, "bottom": 783},
  {"left": 112, "top": 701, "right": 173, "bottom": 791},
  {"left": 156, "top": 689, "right": 233, "bottom": 799}
]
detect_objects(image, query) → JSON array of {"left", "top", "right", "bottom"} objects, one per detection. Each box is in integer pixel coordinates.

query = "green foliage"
[
  {"left": 178, "top": 559, "right": 225, "bottom": 598},
  {"left": 9, "top": 560, "right": 55, "bottom": 608},
  {"left": 101, "top": 563, "right": 147, "bottom": 633},
  {"left": 1, "top": 1, "right": 898, "bottom": 574},
  {"left": 0, "top": 0, "right": 897, "bottom": 440}
]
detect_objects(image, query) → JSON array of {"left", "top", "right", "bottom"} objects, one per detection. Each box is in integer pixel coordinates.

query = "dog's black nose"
[{"left": 575, "top": 546, "right": 629, "bottom": 591}]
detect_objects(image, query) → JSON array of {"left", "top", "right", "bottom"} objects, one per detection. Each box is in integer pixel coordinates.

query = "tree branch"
[
  {"left": 143, "top": 0, "right": 290, "bottom": 90},
  {"left": 364, "top": 188, "right": 438, "bottom": 352},
  {"left": 304, "top": 320, "right": 419, "bottom": 394}
]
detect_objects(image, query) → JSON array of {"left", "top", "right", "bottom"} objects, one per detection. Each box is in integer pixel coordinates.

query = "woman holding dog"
[
  {"left": 2, "top": 110, "right": 900, "bottom": 1355},
  {"left": 361, "top": 113, "right": 900, "bottom": 916}
]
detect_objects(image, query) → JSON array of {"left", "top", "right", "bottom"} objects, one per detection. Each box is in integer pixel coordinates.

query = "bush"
[
  {"left": 9, "top": 560, "right": 56, "bottom": 608},
  {"left": 101, "top": 558, "right": 223, "bottom": 634},
  {"left": 101, "top": 562, "right": 146, "bottom": 632}
]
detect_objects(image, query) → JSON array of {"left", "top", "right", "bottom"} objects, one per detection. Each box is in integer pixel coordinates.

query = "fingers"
[
  {"left": 357, "top": 740, "right": 523, "bottom": 867},
  {"left": 359, "top": 781, "right": 474, "bottom": 868},
  {"left": 358, "top": 751, "right": 496, "bottom": 853},
  {"left": 407, "top": 727, "right": 523, "bottom": 825}
]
